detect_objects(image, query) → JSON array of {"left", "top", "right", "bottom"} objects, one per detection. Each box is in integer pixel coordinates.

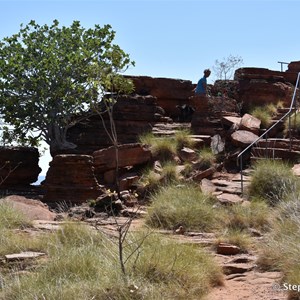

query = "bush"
[
  {"left": 133, "top": 233, "right": 223, "bottom": 299},
  {"left": 197, "top": 147, "right": 216, "bottom": 170},
  {"left": 250, "top": 106, "right": 272, "bottom": 128},
  {"left": 247, "top": 159, "right": 300, "bottom": 205},
  {"left": 174, "top": 129, "right": 195, "bottom": 150},
  {"left": 215, "top": 228, "right": 252, "bottom": 252},
  {"left": 221, "top": 200, "right": 272, "bottom": 232},
  {"left": 146, "top": 183, "right": 218, "bottom": 231}
]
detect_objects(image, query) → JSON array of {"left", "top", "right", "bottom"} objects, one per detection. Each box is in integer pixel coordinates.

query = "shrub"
[
  {"left": 221, "top": 200, "right": 272, "bottom": 232},
  {"left": 133, "top": 233, "right": 223, "bottom": 298},
  {"left": 174, "top": 129, "right": 195, "bottom": 150},
  {"left": 250, "top": 106, "right": 272, "bottom": 128},
  {"left": 247, "top": 159, "right": 300, "bottom": 205},
  {"left": 146, "top": 183, "right": 218, "bottom": 231},
  {"left": 215, "top": 228, "right": 252, "bottom": 252},
  {"left": 197, "top": 147, "right": 216, "bottom": 170}
]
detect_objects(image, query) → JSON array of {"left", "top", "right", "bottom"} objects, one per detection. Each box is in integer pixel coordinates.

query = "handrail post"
[{"left": 240, "top": 155, "right": 243, "bottom": 196}]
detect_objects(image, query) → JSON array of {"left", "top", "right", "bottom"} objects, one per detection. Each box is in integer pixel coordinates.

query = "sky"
[{"left": 1, "top": 0, "right": 300, "bottom": 175}]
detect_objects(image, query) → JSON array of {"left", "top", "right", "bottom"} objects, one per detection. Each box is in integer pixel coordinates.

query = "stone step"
[
  {"left": 255, "top": 138, "right": 300, "bottom": 151},
  {"left": 251, "top": 147, "right": 300, "bottom": 161},
  {"left": 277, "top": 107, "right": 297, "bottom": 114}
]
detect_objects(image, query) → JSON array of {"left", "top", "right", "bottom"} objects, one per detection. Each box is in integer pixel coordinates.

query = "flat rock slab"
[
  {"left": 223, "top": 263, "right": 255, "bottom": 275},
  {"left": 5, "top": 251, "right": 46, "bottom": 262},
  {"left": 231, "top": 130, "right": 259, "bottom": 147},
  {"left": 216, "top": 243, "right": 241, "bottom": 255},
  {"left": 217, "top": 193, "right": 244, "bottom": 205}
]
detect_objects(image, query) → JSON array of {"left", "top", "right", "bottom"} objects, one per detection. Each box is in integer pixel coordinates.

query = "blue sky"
[{"left": 1, "top": 0, "right": 300, "bottom": 174}]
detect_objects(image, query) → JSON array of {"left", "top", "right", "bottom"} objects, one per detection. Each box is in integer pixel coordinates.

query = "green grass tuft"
[
  {"left": 247, "top": 159, "right": 300, "bottom": 205},
  {"left": 146, "top": 183, "right": 218, "bottom": 231}
]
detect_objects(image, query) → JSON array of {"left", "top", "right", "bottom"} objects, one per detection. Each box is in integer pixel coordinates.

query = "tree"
[
  {"left": 0, "top": 20, "right": 134, "bottom": 153},
  {"left": 213, "top": 54, "right": 243, "bottom": 80}
]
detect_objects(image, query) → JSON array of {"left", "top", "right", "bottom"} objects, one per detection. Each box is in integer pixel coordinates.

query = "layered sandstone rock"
[
  {"left": 235, "top": 68, "right": 293, "bottom": 112},
  {"left": 93, "top": 143, "right": 151, "bottom": 173},
  {"left": 285, "top": 61, "right": 300, "bottom": 84},
  {"left": 0, "top": 147, "right": 41, "bottom": 187},
  {"left": 65, "top": 94, "right": 168, "bottom": 155},
  {"left": 93, "top": 143, "right": 152, "bottom": 184},
  {"left": 125, "top": 75, "right": 195, "bottom": 119},
  {"left": 43, "top": 155, "right": 102, "bottom": 205}
]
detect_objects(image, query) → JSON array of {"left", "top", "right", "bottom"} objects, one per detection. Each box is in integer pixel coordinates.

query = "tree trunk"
[{"left": 48, "top": 123, "right": 77, "bottom": 156}]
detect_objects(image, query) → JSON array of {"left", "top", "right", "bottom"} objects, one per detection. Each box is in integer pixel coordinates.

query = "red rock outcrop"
[
  {"left": 93, "top": 143, "right": 152, "bottom": 184},
  {"left": 3, "top": 195, "right": 56, "bottom": 221},
  {"left": 285, "top": 61, "right": 300, "bottom": 84},
  {"left": 125, "top": 75, "right": 195, "bottom": 119},
  {"left": 0, "top": 147, "right": 41, "bottom": 187},
  {"left": 65, "top": 94, "right": 168, "bottom": 155},
  {"left": 93, "top": 143, "right": 152, "bottom": 174},
  {"left": 234, "top": 68, "right": 293, "bottom": 112},
  {"left": 43, "top": 155, "right": 102, "bottom": 205}
]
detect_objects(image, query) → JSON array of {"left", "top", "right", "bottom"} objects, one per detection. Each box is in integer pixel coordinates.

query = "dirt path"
[{"left": 205, "top": 268, "right": 286, "bottom": 300}]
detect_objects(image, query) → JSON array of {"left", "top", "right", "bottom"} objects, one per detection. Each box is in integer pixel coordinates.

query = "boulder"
[
  {"left": 231, "top": 130, "right": 259, "bottom": 148},
  {"left": 178, "top": 147, "right": 197, "bottom": 162},
  {"left": 2, "top": 195, "right": 56, "bottom": 221},
  {"left": 43, "top": 155, "right": 102, "bottom": 205},
  {"left": 0, "top": 147, "right": 41, "bottom": 188},
  {"left": 240, "top": 113, "right": 261, "bottom": 135},
  {"left": 93, "top": 143, "right": 152, "bottom": 176},
  {"left": 221, "top": 116, "right": 242, "bottom": 128}
]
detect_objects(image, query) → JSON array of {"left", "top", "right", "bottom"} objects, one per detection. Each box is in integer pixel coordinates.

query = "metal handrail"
[{"left": 237, "top": 72, "right": 300, "bottom": 195}]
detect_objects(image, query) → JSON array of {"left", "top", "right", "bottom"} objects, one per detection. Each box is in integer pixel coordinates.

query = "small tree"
[
  {"left": 0, "top": 20, "right": 134, "bottom": 154},
  {"left": 213, "top": 54, "right": 243, "bottom": 80}
]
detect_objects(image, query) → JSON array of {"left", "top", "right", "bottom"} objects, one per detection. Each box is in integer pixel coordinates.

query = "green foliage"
[
  {"left": 1, "top": 223, "right": 223, "bottom": 300},
  {"left": 146, "top": 183, "right": 218, "bottom": 231},
  {"left": 215, "top": 229, "right": 252, "bottom": 252},
  {"left": 247, "top": 159, "right": 300, "bottom": 205},
  {"left": 250, "top": 106, "right": 273, "bottom": 128},
  {"left": 0, "top": 20, "right": 134, "bottom": 151},
  {"left": 174, "top": 129, "right": 195, "bottom": 150},
  {"left": 198, "top": 147, "right": 216, "bottom": 169},
  {"left": 133, "top": 234, "right": 223, "bottom": 298},
  {"left": 221, "top": 200, "right": 272, "bottom": 232},
  {"left": 147, "top": 137, "right": 177, "bottom": 162},
  {"left": 0, "top": 201, "right": 31, "bottom": 230},
  {"left": 257, "top": 195, "right": 300, "bottom": 299},
  {"left": 139, "top": 130, "right": 195, "bottom": 161}
]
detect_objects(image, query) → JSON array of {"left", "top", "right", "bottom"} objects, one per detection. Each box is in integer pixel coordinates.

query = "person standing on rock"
[
  {"left": 195, "top": 68, "right": 211, "bottom": 96},
  {"left": 191, "top": 68, "right": 211, "bottom": 111}
]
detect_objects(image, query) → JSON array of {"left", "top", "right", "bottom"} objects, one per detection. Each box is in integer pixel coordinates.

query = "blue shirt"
[{"left": 195, "top": 77, "right": 207, "bottom": 95}]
